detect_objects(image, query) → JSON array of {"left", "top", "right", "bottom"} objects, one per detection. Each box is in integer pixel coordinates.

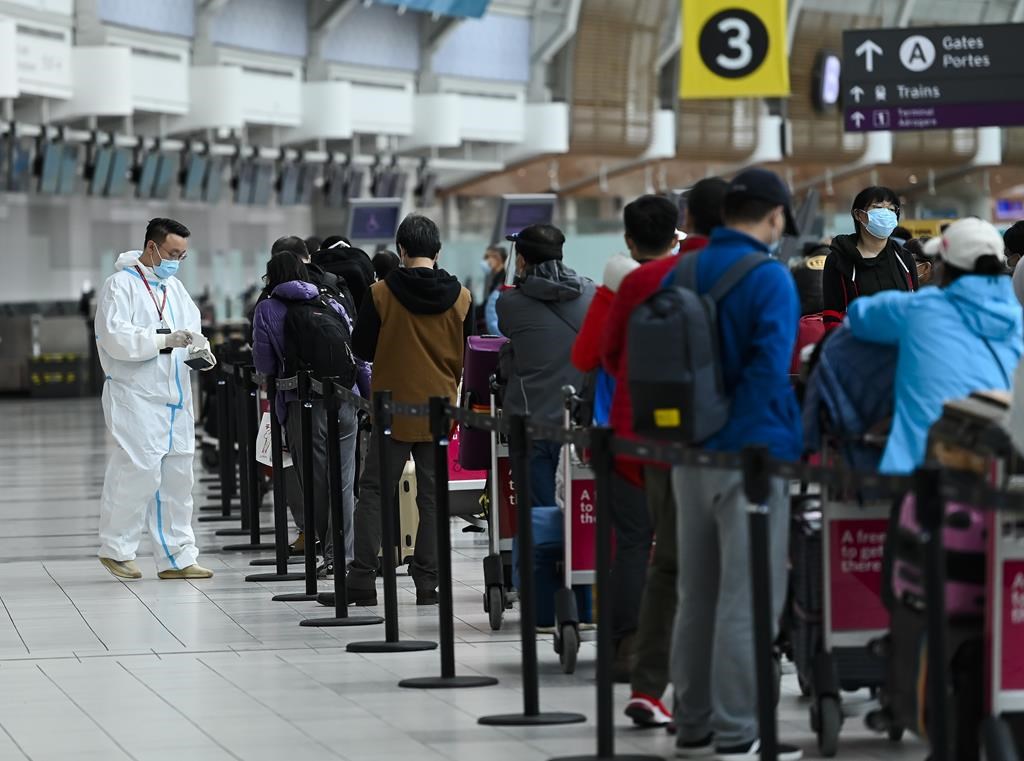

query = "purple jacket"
[{"left": 252, "top": 280, "right": 371, "bottom": 423}]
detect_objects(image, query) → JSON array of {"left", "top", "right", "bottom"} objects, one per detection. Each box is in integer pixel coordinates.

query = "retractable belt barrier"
[{"left": 254, "top": 372, "right": 1024, "bottom": 761}]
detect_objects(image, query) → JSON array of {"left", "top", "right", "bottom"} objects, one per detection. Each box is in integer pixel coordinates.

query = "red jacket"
[
  {"left": 601, "top": 236, "right": 709, "bottom": 482},
  {"left": 571, "top": 285, "right": 613, "bottom": 373}
]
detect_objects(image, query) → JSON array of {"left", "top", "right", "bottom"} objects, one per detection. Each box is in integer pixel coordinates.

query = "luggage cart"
[
  {"left": 483, "top": 390, "right": 515, "bottom": 631},
  {"left": 791, "top": 446, "right": 896, "bottom": 757}
]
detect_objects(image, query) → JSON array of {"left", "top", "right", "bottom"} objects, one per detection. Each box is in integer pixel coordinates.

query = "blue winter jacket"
[
  {"left": 667, "top": 227, "right": 802, "bottom": 461},
  {"left": 847, "top": 274, "right": 1023, "bottom": 474}
]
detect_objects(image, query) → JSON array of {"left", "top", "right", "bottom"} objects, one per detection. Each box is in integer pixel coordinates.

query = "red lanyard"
[{"left": 135, "top": 266, "right": 167, "bottom": 322}]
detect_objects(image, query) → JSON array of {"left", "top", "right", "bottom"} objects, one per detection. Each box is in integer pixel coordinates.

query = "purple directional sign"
[{"left": 842, "top": 23, "right": 1024, "bottom": 131}]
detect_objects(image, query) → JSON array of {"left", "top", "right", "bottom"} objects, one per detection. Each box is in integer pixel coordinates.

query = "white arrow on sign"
[
  {"left": 849, "top": 86, "right": 864, "bottom": 103},
  {"left": 855, "top": 40, "right": 883, "bottom": 73},
  {"left": 851, "top": 111, "right": 866, "bottom": 127}
]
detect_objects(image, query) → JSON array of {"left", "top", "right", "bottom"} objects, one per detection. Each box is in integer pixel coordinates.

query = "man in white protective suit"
[{"left": 95, "top": 218, "right": 215, "bottom": 580}]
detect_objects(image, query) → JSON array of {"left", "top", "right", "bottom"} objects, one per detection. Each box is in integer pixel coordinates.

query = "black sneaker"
[
  {"left": 346, "top": 587, "right": 378, "bottom": 606},
  {"left": 716, "top": 739, "right": 802, "bottom": 760},
  {"left": 416, "top": 590, "right": 439, "bottom": 606},
  {"left": 316, "top": 563, "right": 334, "bottom": 580},
  {"left": 674, "top": 733, "right": 713, "bottom": 758}
]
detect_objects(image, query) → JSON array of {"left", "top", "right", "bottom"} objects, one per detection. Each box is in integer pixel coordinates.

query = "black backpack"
[
  {"left": 280, "top": 295, "right": 357, "bottom": 389},
  {"left": 628, "top": 251, "right": 775, "bottom": 443}
]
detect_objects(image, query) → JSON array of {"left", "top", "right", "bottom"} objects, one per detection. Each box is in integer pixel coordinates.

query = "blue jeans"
[{"left": 529, "top": 439, "right": 562, "bottom": 508}]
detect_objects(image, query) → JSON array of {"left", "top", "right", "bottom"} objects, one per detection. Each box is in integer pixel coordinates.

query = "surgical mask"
[
  {"left": 153, "top": 258, "right": 180, "bottom": 279},
  {"left": 863, "top": 208, "right": 899, "bottom": 239},
  {"left": 767, "top": 239, "right": 782, "bottom": 257},
  {"left": 479, "top": 259, "right": 492, "bottom": 276}
]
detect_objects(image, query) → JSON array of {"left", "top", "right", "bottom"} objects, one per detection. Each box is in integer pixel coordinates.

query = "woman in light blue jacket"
[{"left": 847, "top": 218, "right": 1023, "bottom": 474}]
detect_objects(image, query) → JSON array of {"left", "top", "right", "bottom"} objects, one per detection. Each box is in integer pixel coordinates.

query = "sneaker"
[
  {"left": 416, "top": 590, "right": 439, "bottom": 606},
  {"left": 316, "top": 562, "right": 334, "bottom": 580},
  {"left": 346, "top": 587, "right": 378, "bottom": 606},
  {"left": 157, "top": 564, "right": 214, "bottom": 580},
  {"left": 624, "top": 692, "right": 673, "bottom": 728},
  {"left": 99, "top": 557, "right": 142, "bottom": 580},
  {"left": 289, "top": 532, "right": 304, "bottom": 555},
  {"left": 675, "top": 734, "right": 714, "bottom": 758},
  {"left": 716, "top": 739, "right": 802, "bottom": 760}
]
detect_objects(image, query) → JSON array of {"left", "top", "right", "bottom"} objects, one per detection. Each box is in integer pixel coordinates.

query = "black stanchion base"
[
  {"left": 300, "top": 615, "right": 384, "bottom": 627},
  {"left": 399, "top": 675, "right": 498, "bottom": 689},
  {"left": 244, "top": 572, "right": 305, "bottom": 582},
  {"left": 199, "top": 504, "right": 236, "bottom": 512},
  {"left": 548, "top": 755, "right": 662, "bottom": 761},
  {"left": 249, "top": 557, "right": 304, "bottom": 567},
  {"left": 478, "top": 712, "right": 586, "bottom": 727},
  {"left": 215, "top": 527, "right": 274, "bottom": 536},
  {"left": 221, "top": 542, "right": 277, "bottom": 552},
  {"left": 197, "top": 514, "right": 240, "bottom": 523},
  {"left": 272, "top": 592, "right": 321, "bottom": 602},
  {"left": 346, "top": 640, "right": 437, "bottom": 653}
]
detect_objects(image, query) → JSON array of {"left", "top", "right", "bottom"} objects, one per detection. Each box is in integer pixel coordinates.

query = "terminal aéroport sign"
[{"left": 843, "top": 24, "right": 1024, "bottom": 132}]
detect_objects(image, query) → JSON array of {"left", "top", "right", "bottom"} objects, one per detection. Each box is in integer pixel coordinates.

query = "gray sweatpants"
[{"left": 670, "top": 465, "right": 790, "bottom": 748}]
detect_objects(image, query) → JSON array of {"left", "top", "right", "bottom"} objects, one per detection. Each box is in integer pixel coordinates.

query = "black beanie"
[{"left": 508, "top": 224, "right": 565, "bottom": 265}]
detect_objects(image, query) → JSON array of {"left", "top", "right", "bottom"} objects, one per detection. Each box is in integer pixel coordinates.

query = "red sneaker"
[{"left": 625, "top": 692, "right": 673, "bottom": 727}]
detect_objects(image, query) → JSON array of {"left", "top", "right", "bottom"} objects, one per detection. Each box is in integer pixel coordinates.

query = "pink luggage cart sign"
[
  {"left": 1001, "top": 560, "right": 1024, "bottom": 690},
  {"left": 448, "top": 424, "right": 487, "bottom": 481},
  {"left": 828, "top": 519, "right": 890, "bottom": 631},
  {"left": 570, "top": 477, "right": 598, "bottom": 573}
]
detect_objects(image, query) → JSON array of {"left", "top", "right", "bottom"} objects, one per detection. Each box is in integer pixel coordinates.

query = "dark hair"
[
  {"left": 1004, "top": 221, "right": 1024, "bottom": 255},
  {"left": 623, "top": 195, "right": 678, "bottom": 255},
  {"left": 487, "top": 245, "right": 508, "bottom": 264},
  {"left": 851, "top": 186, "right": 901, "bottom": 238},
  {"left": 144, "top": 218, "right": 190, "bottom": 250},
  {"left": 372, "top": 250, "right": 401, "bottom": 281},
  {"left": 264, "top": 252, "right": 309, "bottom": 290},
  {"left": 396, "top": 214, "right": 441, "bottom": 260},
  {"left": 305, "top": 236, "right": 322, "bottom": 258},
  {"left": 892, "top": 225, "right": 912, "bottom": 241},
  {"left": 904, "top": 238, "right": 928, "bottom": 263},
  {"left": 941, "top": 254, "right": 1008, "bottom": 286},
  {"left": 271, "top": 235, "right": 308, "bottom": 260},
  {"left": 687, "top": 177, "right": 729, "bottom": 236},
  {"left": 722, "top": 196, "right": 780, "bottom": 228}
]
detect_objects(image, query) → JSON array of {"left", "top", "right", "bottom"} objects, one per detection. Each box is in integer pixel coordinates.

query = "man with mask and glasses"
[{"left": 95, "top": 218, "right": 215, "bottom": 581}]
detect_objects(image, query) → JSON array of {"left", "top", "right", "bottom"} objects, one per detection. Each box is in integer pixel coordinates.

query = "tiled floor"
[{"left": 0, "top": 397, "right": 924, "bottom": 760}]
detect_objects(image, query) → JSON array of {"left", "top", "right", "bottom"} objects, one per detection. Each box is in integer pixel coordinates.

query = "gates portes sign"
[{"left": 843, "top": 23, "right": 1024, "bottom": 132}]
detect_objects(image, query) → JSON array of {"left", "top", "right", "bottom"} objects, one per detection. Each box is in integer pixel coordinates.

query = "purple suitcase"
[
  {"left": 890, "top": 493, "right": 986, "bottom": 619},
  {"left": 459, "top": 336, "right": 507, "bottom": 471}
]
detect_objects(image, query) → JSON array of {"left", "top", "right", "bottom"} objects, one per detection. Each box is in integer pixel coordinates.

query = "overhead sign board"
[
  {"left": 843, "top": 23, "right": 1024, "bottom": 132},
  {"left": 680, "top": 0, "right": 789, "bottom": 99}
]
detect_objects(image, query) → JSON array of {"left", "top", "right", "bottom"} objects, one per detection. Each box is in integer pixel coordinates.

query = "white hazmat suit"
[{"left": 96, "top": 251, "right": 203, "bottom": 572}]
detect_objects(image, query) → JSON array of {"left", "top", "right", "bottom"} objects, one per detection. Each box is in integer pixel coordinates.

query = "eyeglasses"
[{"left": 156, "top": 244, "right": 188, "bottom": 262}]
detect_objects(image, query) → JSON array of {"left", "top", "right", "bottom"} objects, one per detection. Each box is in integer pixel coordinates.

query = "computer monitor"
[
  {"left": 57, "top": 144, "right": 79, "bottom": 195},
  {"left": 346, "top": 198, "right": 402, "bottom": 245},
  {"left": 152, "top": 153, "right": 178, "bottom": 200},
  {"left": 181, "top": 153, "right": 208, "bottom": 202},
  {"left": 492, "top": 194, "right": 557, "bottom": 244},
  {"left": 251, "top": 161, "right": 274, "bottom": 206},
  {"left": 297, "top": 163, "right": 317, "bottom": 205},
  {"left": 89, "top": 147, "right": 113, "bottom": 197},
  {"left": 277, "top": 162, "right": 301, "bottom": 206},
  {"left": 204, "top": 157, "right": 224, "bottom": 204},
  {"left": 38, "top": 141, "right": 62, "bottom": 194},
  {"left": 106, "top": 149, "right": 131, "bottom": 198},
  {"left": 136, "top": 151, "right": 160, "bottom": 199},
  {"left": 233, "top": 159, "right": 254, "bottom": 205},
  {"left": 347, "top": 168, "right": 365, "bottom": 200},
  {"left": 6, "top": 137, "right": 30, "bottom": 192}
]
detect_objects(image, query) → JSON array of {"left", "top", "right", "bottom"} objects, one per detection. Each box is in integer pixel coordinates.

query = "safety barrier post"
[
  {"left": 347, "top": 390, "right": 436, "bottom": 653},
  {"left": 223, "top": 366, "right": 276, "bottom": 552},
  {"left": 198, "top": 367, "right": 240, "bottom": 521},
  {"left": 272, "top": 370, "right": 323, "bottom": 602},
  {"left": 215, "top": 364, "right": 254, "bottom": 540},
  {"left": 549, "top": 426, "right": 658, "bottom": 760},
  {"left": 400, "top": 397, "right": 498, "bottom": 687},
  {"left": 479, "top": 414, "right": 585, "bottom": 726},
  {"left": 245, "top": 375, "right": 305, "bottom": 583},
  {"left": 743, "top": 446, "right": 779, "bottom": 761},
  {"left": 917, "top": 466, "right": 950, "bottom": 761},
  {"left": 301, "top": 378, "right": 383, "bottom": 627}
]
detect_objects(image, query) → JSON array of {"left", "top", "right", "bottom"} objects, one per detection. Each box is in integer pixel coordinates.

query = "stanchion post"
[
  {"left": 549, "top": 426, "right": 658, "bottom": 760},
  {"left": 245, "top": 375, "right": 304, "bottom": 583},
  {"left": 742, "top": 446, "right": 779, "bottom": 761},
  {"left": 222, "top": 366, "right": 276, "bottom": 552},
  {"left": 916, "top": 466, "right": 950, "bottom": 761},
  {"left": 301, "top": 378, "right": 382, "bottom": 628},
  {"left": 199, "top": 371, "right": 239, "bottom": 520},
  {"left": 217, "top": 364, "right": 253, "bottom": 541},
  {"left": 479, "top": 414, "right": 585, "bottom": 726},
  {"left": 399, "top": 397, "right": 497, "bottom": 688},
  {"left": 272, "top": 370, "right": 322, "bottom": 602},
  {"left": 347, "top": 390, "right": 436, "bottom": 652}
]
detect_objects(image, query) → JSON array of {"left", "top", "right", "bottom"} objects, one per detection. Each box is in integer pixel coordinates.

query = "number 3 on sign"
[{"left": 681, "top": 0, "right": 790, "bottom": 99}]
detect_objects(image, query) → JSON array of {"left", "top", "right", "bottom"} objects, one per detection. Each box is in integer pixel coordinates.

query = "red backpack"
[{"left": 791, "top": 313, "right": 826, "bottom": 375}]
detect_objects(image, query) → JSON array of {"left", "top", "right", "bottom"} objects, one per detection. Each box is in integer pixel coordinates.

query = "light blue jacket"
[{"left": 847, "top": 275, "right": 1023, "bottom": 474}]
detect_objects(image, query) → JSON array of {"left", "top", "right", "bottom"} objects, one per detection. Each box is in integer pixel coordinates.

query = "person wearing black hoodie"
[
  {"left": 313, "top": 236, "right": 376, "bottom": 311},
  {"left": 346, "top": 214, "right": 472, "bottom": 606},
  {"left": 823, "top": 186, "right": 917, "bottom": 331}
]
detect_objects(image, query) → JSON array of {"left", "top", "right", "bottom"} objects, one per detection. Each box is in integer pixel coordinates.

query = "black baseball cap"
[
  {"left": 727, "top": 168, "right": 800, "bottom": 237},
  {"left": 506, "top": 224, "right": 565, "bottom": 264}
]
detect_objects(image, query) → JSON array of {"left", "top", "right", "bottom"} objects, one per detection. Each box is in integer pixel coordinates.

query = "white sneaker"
[{"left": 716, "top": 739, "right": 802, "bottom": 761}]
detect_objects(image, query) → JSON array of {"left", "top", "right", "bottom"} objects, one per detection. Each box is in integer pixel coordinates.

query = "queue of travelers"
[{"left": 93, "top": 172, "right": 1024, "bottom": 760}]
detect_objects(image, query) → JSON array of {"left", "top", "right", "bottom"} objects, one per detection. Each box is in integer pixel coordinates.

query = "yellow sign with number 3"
[{"left": 680, "top": 0, "right": 789, "bottom": 99}]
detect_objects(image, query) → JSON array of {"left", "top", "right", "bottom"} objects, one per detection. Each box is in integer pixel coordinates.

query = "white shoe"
[{"left": 715, "top": 739, "right": 802, "bottom": 760}]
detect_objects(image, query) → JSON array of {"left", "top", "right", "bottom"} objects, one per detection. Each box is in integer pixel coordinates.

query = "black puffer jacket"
[{"left": 822, "top": 234, "right": 917, "bottom": 330}]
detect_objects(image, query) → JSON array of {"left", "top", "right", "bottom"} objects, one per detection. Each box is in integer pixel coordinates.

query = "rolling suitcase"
[
  {"left": 460, "top": 335, "right": 507, "bottom": 471},
  {"left": 398, "top": 459, "right": 418, "bottom": 563}
]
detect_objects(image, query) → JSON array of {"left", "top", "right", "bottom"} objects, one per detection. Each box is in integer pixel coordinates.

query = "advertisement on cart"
[
  {"left": 448, "top": 424, "right": 487, "bottom": 481},
  {"left": 497, "top": 456, "right": 517, "bottom": 540},
  {"left": 1001, "top": 560, "right": 1024, "bottom": 691},
  {"left": 570, "top": 476, "right": 598, "bottom": 574},
  {"left": 828, "top": 519, "right": 890, "bottom": 631}
]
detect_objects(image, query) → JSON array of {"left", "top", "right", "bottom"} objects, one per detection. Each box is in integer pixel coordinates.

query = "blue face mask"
[
  {"left": 153, "top": 258, "right": 180, "bottom": 279},
  {"left": 863, "top": 208, "right": 899, "bottom": 239}
]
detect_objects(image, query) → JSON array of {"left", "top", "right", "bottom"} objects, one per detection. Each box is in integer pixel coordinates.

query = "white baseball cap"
[{"left": 922, "top": 217, "right": 1007, "bottom": 271}]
